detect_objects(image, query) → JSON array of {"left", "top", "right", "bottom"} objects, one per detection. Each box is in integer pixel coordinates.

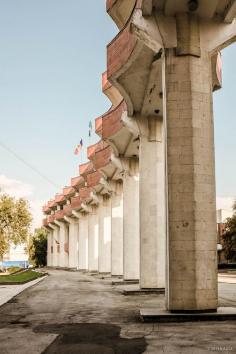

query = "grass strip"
[{"left": 0, "top": 270, "right": 44, "bottom": 284}]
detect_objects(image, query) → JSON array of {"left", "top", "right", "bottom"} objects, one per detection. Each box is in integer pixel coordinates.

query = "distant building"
[
  {"left": 2, "top": 243, "right": 29, "bottom": 268},
  {"left": 217, "top": 209, "right": 234, "bottom": 264}
]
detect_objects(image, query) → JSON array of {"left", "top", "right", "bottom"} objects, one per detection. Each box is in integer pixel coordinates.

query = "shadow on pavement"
[{"left": 34, "top": 323, "right": 147, "bottom": 354}]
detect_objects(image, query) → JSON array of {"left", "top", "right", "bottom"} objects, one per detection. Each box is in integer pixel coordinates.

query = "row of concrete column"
[
  {"left": 43, "top": 0, "right": 236, "bottom": 313},
  {"left": 46, "top": 178, "right": 143, "bottom": 282}
]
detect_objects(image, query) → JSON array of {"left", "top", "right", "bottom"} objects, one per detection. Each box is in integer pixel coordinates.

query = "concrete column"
[
  {"left": 55, "top": 221, "right": 69, "bottom": 268},
  {"left": 165, "top": 14, "right": 217, "bottom": 311},
  {"left": 138, "top": 116, "right": 166, "bottom": 289},
  {"left": 51, "top": 225, "right": 59, "bottom": 267},
  {"left": 98, "top": 195, "right": 111, "bottom": 273},
  {"left": 78, "top": 213, "right": 88, "bottom": 271},
  {"left": 47, "top": 230, "right": 53, "bottom": 267},
  {"left": 68, "top": 219, "right": 79, "bottom": 269},
  {"left": 123, "top": 158, "right": 140, "bottom": 280},
  {"left": 111, "top": 181, "right": 123, "bottom": 276},
  {"left": 88, "top": 206, "right": 99, "bottom": 272}
]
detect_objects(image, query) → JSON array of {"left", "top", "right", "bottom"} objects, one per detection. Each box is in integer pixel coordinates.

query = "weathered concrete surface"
[{"left": 0, "top": 270, "right": 235, "bottom": 353}]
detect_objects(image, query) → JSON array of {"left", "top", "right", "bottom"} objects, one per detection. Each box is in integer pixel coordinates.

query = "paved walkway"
[
  {"left": 0, "top": 276, "right": 47, "bottom": 307},
  {"left": 0, "top": 270, "right": 235, "bottom": 353}
]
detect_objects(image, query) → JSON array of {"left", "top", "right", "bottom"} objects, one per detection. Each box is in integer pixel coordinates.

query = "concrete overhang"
[
  {"left": 54, "top": 194, "right": 67, "bottom": 208},
  {"left": 87, "top": 140, "right": 108, "bottom": 161},
  {"left": 48, "top": 214, "right": 56, "bottom": 224},
  {"left": 106, "top": 0, "right": 137, "bottom": 29},
  {"left": 107, "top": 5, "right": 164, "bottom": 117},
  {"left": 92, "top": 145, "right": 119, "bottom": 180},
  {"left": 42, "top": 205, "right": 50, "bottom": 215},
  {"left": 54, "top": 209, "right": 66, "bottom": 222},
  {"left": 63, "top": 186, "right": 76, "bottom": 199},
  {"left": 153, "top": 0, "right": 236, "bottom": 23},
  {"left": 87, "top": 170, "right": 103, "bottom": 188},
  {"left": 85, "top": 168, "right": 115, "bottom": 196},
  {"left": 70, "top": 196, "right": 82, "bottom": 211},
  {"left": 107, "top": 0, "right": 153, "bottom": 29},
  {"left": 79, "top": 187, "right": 94, "bottom": 205},
  {"left": 48, "top": 199, "right": 57, "bottom": 211},
  {"left": 42, "top": 217, "right": 49, "bottom": 227},
  {"left": 71, "top": 176, "right": 85, "bottom": 191},
  {"left": 63, "top": 204, "right": 73, "bottom": 217},
  {"left": 95, "top": 101, "right": 139, "bottom": 157},
  {"left": 212, "top": 52, "right": 222, "bottom": 91},
  {"left": 102, "top": 71, "right": 123, "bottom": 107},
  {"left": 86, "top": 171, "right": 106, "bottom": 195},
  {"left": 79, "top": 161, "right": 95, "bottom": 181}
]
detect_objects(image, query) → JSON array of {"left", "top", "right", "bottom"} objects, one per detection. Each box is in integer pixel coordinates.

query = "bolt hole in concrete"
[{"left": 34, "top": 323, "right": 146, "bottom": 354}]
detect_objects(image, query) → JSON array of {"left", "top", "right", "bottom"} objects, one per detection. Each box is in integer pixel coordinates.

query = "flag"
[
  {"left": 74, "top": 139, "right": 83, "bottom": 155},
  {"left": 89, "top": 120, "right": 93, "bottom": 137}
]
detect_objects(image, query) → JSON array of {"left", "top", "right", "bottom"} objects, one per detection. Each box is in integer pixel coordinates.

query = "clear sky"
[{"left": 0, "top": 0, "right": 235, "bottom": 227}]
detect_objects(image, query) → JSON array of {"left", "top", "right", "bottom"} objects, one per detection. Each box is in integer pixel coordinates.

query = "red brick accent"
[
  {"left": 63, "top": 186, "right": 75, "bottom": 197},
  {"left": 43, "top": 218, "right": 48, "bottom": 226},
  {"left": 87, "top": 140, "right": 108, "bottom": 160},
  {"left": 63, "top": 204, "right": 72, "bottom": 217},
  {"left": 103, "top": 100, "right": 126, "bottom": 139},
  {"left": 71, "top": 176, "right": 84, "bottom": 188},
  {"left": 48, "top": 215, "right": 55, "bottom": 223},
  {"left": 107, "top": 21, "right": 136, "bottom": 79},
  {"left": 71, "top": 196, "right": 81, "bottom": 210},
  {"left": 48, "top": 200, "right": 56, "bottom": 209},
  {"left": 79, "top": 161, "right": 94, "bottom": 178},
  {"left": 54, "top": 210, "right": 65, "bottom": 221},
  {"left": 42, "top": 205, "right": 50, "bottom": 214},
  {"left": 106, "top": 0, "right": 114, "bottom": 11},
  {"left": 106, "top": 0, "right": 141, "bottom": 16},
  {"left": 79, "top": 187, "right": 93, "bottom": 201},
  {"left": 95, "top": 117, "right": 103, "bottom": 137},
  {"left": 55, "top": 194, "right": 65, "bottom": 204},
  {"left": 87, "top": 171, "right": 103, "bottom": 188},
  {"left": 93, "top": 145, "right": 113, "bottom": 170},
  {"left": 102, "top": 71, "right": 112, "bottom": 93}
]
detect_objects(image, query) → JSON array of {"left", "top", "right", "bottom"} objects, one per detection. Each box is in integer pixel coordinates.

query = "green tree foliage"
[
  {"left": 223, "top": 201, "right": 236, "bottom": 262},
  {"left": 0, "top": 194, "right": 32, "bottom": 260},
  {"left": 29, "top": 228, "right": 47, "bottom": 267}
]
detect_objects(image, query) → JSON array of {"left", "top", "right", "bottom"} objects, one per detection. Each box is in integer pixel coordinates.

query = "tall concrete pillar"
[
  {"left": 138, "top": 116, "right": 166, "bottom": 289},
  {"left": 88, "top": 206, "right": 99, "bottom": 272},
  {"left": 165, "top": 14, "right": 217, "bottom": 311},
  {"left": 111, "top": 181, "right": 123, "bottom": 276},
  {"left": 46, "top": 229, "right": 53, "bottom": 267},
  {"left": 98, "top": 195, "right": 111, "bottom": 273},
  {"left": 68, "top": 218, "right": 79, "bottom": 269},
  {"left": 78, "top": 213, "right": 89, "bottom": 271},
  {"left": 51, "top": 225, "right": 59, "bottom": 267},
  {"left": 123, "top": 158, "right": 139, "bottom": 280},
  {"left": 55, "top": 221, "right": 69, "bottom": 268}
]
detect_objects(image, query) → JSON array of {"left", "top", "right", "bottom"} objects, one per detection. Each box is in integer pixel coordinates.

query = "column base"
[
  {"left": 97, "top": 272, "right": 111, "bottom": 279},
  {"left": 140, "top": 307, "right": 236, "bottom": 323},
  {"left": 88, "top": 271, "right": 99, "bottom": 275},
  {"left": 122, "top": 287, "right": 165, "bottom": 296},
  {"left": 112, "top": 279, "right": 139, "bottom": 286}
]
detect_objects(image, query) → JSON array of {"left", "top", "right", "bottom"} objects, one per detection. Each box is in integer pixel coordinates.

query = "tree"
[
  {"left": 29, "top": 228, "right": 47, "bottom": 267},
  {"left": 222, "top": 201, "right": 236, "bottom": 262},
  {"left": 0, "top": 194, "right": 32, "bottom": 264}
]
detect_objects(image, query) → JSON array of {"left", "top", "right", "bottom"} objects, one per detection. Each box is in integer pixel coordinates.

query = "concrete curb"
[{"left": 0, "top": 275, "right": 48, "bottom": 307}]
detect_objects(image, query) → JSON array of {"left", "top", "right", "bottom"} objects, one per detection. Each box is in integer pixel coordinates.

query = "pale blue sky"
[{"left": 0, "top": 0, "right": 235, "bottom": 207}]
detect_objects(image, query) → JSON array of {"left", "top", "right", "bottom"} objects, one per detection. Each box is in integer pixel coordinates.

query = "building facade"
[{"left": 43, "top": 0, "right": 236, "bottom": 314}]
